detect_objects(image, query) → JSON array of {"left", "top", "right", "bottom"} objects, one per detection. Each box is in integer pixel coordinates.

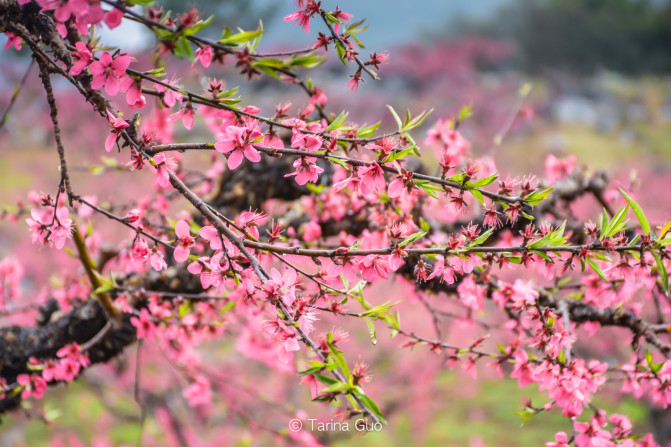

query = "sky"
[{"left": 96, "top": 0, "right": 510, "bottom": 52}]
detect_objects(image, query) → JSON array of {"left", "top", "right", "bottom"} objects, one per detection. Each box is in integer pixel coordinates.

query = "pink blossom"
[
  {"left": 346, "top": 70, "right": 364, "bottom": 92},
  {"left": 359, "top": 163, "right": 385, "bottom": 195},
  {"left": 119, "top": 77, "right": 145, "bottom": 109},
  {"left": 152, "top": 153, "right": 176, "bottom": 189},
  {"left": 103, "top": 7, "right": 124, "bottom": 29},
  {"left": 360, "top": 255, "right": 390, "bottom": 281},
  {"left": 546, "top": 432, "right": 570, "bottom": 447},
  {"left": 173, "top": 220, "right": 195, "bottom": 263},
  {"left": 199, "top": 225, "right": 222, "bottom": 250},
  {"left": 105, "top": 109, "right": 129, "bottom": 152},
  {"left": 69, "top": 42, "right": 92, "bottom": 76},
  {"left": 262, "top": 268, "right": 298, "bottom": 306},
  {"left": 0, "top": 257, "right": 23, "bottom": 310},
  {"left": 17, "top": 374, "right": 47, "bottom": 400},
  {"left": 169, "top": 102, "right": 195, "bottom": 130},
  {"left": 214, "top": 125, "right": 262, "bottom": 169},
  {"left": 150, "top": 247, "right": 168, "bottom": 271},
  {"left": 510, "top": 350, "right": 535, "bottom": 388},
  {"left": 574, "top": 418, "right": 614, "bottom": 447},
  {"left": 89, "top": 51, "right": 131, "bottom": 96},
  {"left": 193, "top": 45, "right": 214, "bottom": 68},
  {"left": 285, "top": 157, "right": 324, "bottom": 185},
  {"left": 283, "top": 1, "right": 320, "bottom": 34},
  {"left": 183, "top": 375, "right": 212, "bottom": 408},
  {"left": 130, "top": 308, "right": 156, "bottom": 339},
  {"left": 132, "top": 237, "right": 149, "bottom": 261},
  {"left": 26, "top": 206, "right": 72, "bottom": 249},
  {"left": 3, "top": 32, "right": 22, "bottom": 51},
  {"left": 426, "top": 256, "right": 460, "bottom": 285}
]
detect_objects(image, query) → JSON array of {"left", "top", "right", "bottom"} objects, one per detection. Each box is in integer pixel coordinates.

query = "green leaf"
[
  {"left": 619, "top": 188, "right": 650, "bottom": 234},
  {"left": 458, "top": 104, "right": 473, "bottom": 122},
  {"left": 652, "top": 252, "right": 669, "bottom": 297},
  {"left": 327, "top": 156, "right": 350, "bottom": 170},
  {"left": 386, "top": 105, "right": 402, "bottom": 131},
  {"left": 324, "top": 111, "right": 348, "bottom": 133},
  {"left": 355, "top": 393, "right": 387, "bottom": 425},
  {"left": 524, "top": 187, "right": 553, "bottom": 206},
  {"left": 467, "top": 173, "right": 498, "bottom": 189},
  {"left": 602, "top": 203, "right": 630, "bottom": 239},
  {"left": 219, "top": 29, "right": 263, "bottom": 46},
  {"left": 288, "top": 52, "right": 326, "bottom": 68},
  {"left": 470, "top": 189, "right": 484, "bottom": 205},
  {"left": 645, "top": 349, "right": 654, "bottom": 369},
  {"left": 402, "top": 108, "right": 434, "bottom": 132},
  {"left": 327, "top": 340, "right": 350, "bottom": 381},
  {"left": 586, "top": 257, "right": 608, "bottom": 281},
  {"left": 334, "top": 41, "right": 347, "bottom": 65},
  {"left": 321, "top": 382, "right": 353, "bottom": 393},
  {"left": 182, "top": 15, "right": 213, "bottom": 36},
  {"left": 398, "top": 231, "right": 427, "bottom": 247},
  {"left": 313, "top": 374, "right": 338, "bottom": 386},
  {"left": 364, "top": 317, "right": 377, "bottom": 345},
  {"left": 357, "top": 121, "right": 381, "bottom": 138}
]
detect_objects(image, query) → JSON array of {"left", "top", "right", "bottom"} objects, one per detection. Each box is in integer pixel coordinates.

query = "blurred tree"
[
  {"left": 459, "top": 0, "right": 671, "bottom": 74},
  {"left": 158, "top": 0, "right": 280, "bottom": 38}
]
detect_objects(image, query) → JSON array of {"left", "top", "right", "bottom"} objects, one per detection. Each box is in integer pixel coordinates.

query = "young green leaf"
[{"left": 619, "top": 188, "right": 650, "bottom": 234}]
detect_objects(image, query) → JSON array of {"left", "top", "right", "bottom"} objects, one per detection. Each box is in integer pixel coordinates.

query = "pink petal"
[
  {"left": 388, "top": 178, "right": 404, "bottom": 198},
  {"left": 214, "top": 140, "right": 235, "bottom": 154},
  {"left": 105, "top": 133, "right": 116, "bottom": 152},
  {"left": 227, "top": 150, "right": 243, "bottom": 169},
  {"left": 174, "top": 246, "right": 189, "bottom": 263},
  {"left": 105, "top": 78, "right": 119, "bottom": 96},
  {"left": 199, "top": 225, "right": 218, "bottom": 240},
  {"left": 244, "top": 146, "right": 261, "bottom": 163},
  {"left": 175, "top": 220, "right": 190, "bottom": 239}
]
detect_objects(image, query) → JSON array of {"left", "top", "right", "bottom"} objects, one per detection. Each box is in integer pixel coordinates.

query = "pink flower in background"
[
  {"left": 183, "top": 375, "right": 212, "bottom": 408},
  {"left": 457, "top": 275, "right": 486, "bottom": 311},
  {"left": 89, "top": 51, "right": 131, "bottom": 96},
  {"left": 130, "top": 308, "right": 156, "bottom": 339},
  {"left": 545, "top": 154, "right": 577, "bottom": 183},
  {"left": 302, "top": 221, "right": 322, "bottom": 241}
]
